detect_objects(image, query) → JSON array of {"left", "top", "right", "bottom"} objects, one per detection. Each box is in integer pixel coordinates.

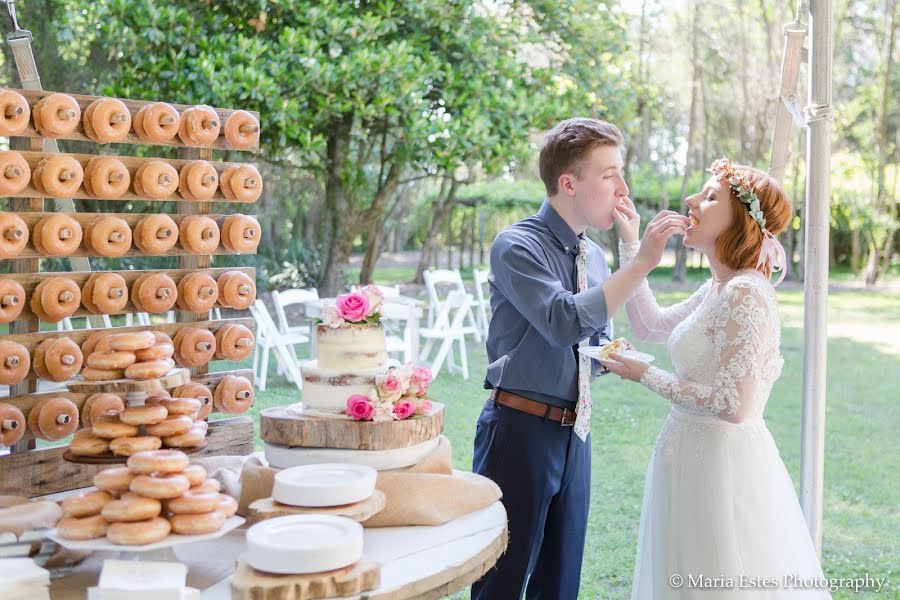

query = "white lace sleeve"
[
  {"left": 618, "top": 240, "right": 712, "bottom": 343},
  {"left": 638, "top": 278, "right": 775, "bottom": 423}
]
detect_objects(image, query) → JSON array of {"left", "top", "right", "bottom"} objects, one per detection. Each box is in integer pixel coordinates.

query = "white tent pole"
[{"left": 800, "top": 0, "right": 833, "bottom": 557}]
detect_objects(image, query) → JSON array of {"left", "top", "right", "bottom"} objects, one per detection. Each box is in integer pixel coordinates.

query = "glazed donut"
[
  {"left": 61, "top": 490, "right": 113, "bottom": 518},
  {"left": 190, "top": 478, "right": 220, "bottom": 494},
  {"left": 83, "top": 158, "right": 131, "bottom": 200},
  {"left": 106, "top": 516, "right": 171, "bottom": 546},
  {"left": 220, "top": 164, "right": 262, "bottom": 203},
  {"left": 213, "top": 375, "right": 253, "bottom": 415},
  {"left": 102, "top": 494, "right": 161, "bottom": 523},
  {"left": 133, "top": 214, "right": 178, "bottom": 254},
  {"left": 84, "top": 98, "right": 131, "bottom": 144},
  {"left": 127, "top": 449, "right": 189, "bottom": 475},
  {"left": 177, "top": 215, "right": 220, "bottom": 254},
  {"left": 84, "top": 272, "right": 128, "bottom": 315},
  {"left": 57, "top": 514, "right": 108, "bottom": 541},
  {"left": 93, "top": 467, "right": 134, "bottom": 494},
  {"left": 178, "top": 160, "right": 218, "bottom": 201},
  {"left": 0, "top": 151, "right": 31, "bottom": 195},
  {"left": 32, "top": 156, "right": 84, "bottom": 198},
  {"left": 68, "top": 433, "right": 110, "bottom": 456},
  {"left": 217, "top": 494, "right": 238, "bottom": 518},
  {"left": 33, "top": 214, "right": 83, "bottom": 256},
  {"left": 130, "top": 473, "right": 191, "bottom": 499},
  {"left": 162, "top": 424, "right": 206, "bottom": 449},
  {"left": 109, "top": 331, "right": 156, "bottom": 352},
  {"left": 31, "top": 339, "right": 54, "bottom": 380},
  {"left": 31, "top": 397, "right": 79, "bottom": 441},
  {"left": 173, "top": 384, "right": 212, "bottom": 420},
  {"left": 223, "top": 110, "right": 260, "bottom": 150},
  {"left": 0, "top": 403, "right": 26, "bottom": 447},
  {"left": 176, "top": 272, "right": 218, "bottom": 313},
  {"left": 81, "top": 367, "right": 124, "bottom": 381},
  {"left": 179, "top": 105, "right": 220, "bottom": 146},
  {"left": 152, "top": 331, "right": 174, "bottom": 346},
  {"left": 214, "top": 324, "right": 255, "bottom": 361},
  {"left": 131, "top": 273, "right": 177, "bottom": 313},
  {"left": 110, "top": 435, "right": 162, "bottom": 456},
  {"left": 167, "top": 490, "right": 220, "bottom": 515},
  {"left": 182, "top": 464, "right": 208, "bottom": 487},
  {"left": 0, "top": 341, "right": 30, "bottom": 385},
  {"left": 173, "top": 327, "right": 216, "bottom": 368},
  {"left": 80, "top": 331, "right": 106, "bottom": 358},
  {"left": 169, "top": 509, "right": 225, "bottom": 535},
  {"left": 42, "top": 337, "right": 84, "bottom": 381},
  {"left": 0, "top": 279, "right": 26, "bottom": 324},
  {"left": 120, "top": 404, "right": 168, "bottom": 426},
  {"left": 84, "top": 215, "right": 131, "bottom": 258},
  {"left": 217, "top": 271, "right": 256, "bottom": 310},
  {"left": 81, "top": 393, "right": 125, "bottom": 428},
  {"left": 145, "top": 389, "right": 172, "bottom": 404},
  {"left": 145, "top": 415, "right": 193, "bottom": 438},
  {"left": 155, "top": 397, "right": 201, "bottom": 417},
  {"left": 135, "top": 343, "right": 174, "bottom": 362},
  {"left": 220, "top": 214, "right": 261, "bottom": 253},
  {"left": 86, "top": 351, "right": 136, "bottom": 370},
  {"left": 91, "top": 414, "right": 139, "bottom": 439},
  {"left": 30, "top": 277, "right": 81, "bottom": 322},
  {"left": 134, "top": 102, "right": 179, "bottom": 143},
  {"left": 0, "top": 90, "right": 29, "bottom": 136},
  {"left": 33, "top": 93, "right": 80, "bottom": 138},
  {"left": 125, "top": 358, "right": 175, "bottom": 380},
  {"left": 0, "top": 213, "right": 28, "bottom": 258},
  {"left": 133, "top": 160, "right": 178, "bottom": 200}
]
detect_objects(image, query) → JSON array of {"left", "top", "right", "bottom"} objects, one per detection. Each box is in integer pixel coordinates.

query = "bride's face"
[{"left": 683, "top": 177, "right": 734, "bottom": 251}]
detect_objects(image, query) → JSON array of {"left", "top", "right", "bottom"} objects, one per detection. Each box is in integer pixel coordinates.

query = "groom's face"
[{"left": 566, "top": 145, "right": 629, "bottom": 231}]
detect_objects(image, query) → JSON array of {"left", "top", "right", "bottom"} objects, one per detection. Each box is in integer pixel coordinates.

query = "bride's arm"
[
  {"left": 618, "top": 240, "right": 712, "bottom": 343},
  {"left": 638, "top": 280, "right": 774, "bottom": 424}
]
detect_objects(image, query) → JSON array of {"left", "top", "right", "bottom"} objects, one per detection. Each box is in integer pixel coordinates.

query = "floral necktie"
[{"left": 574, "top": 238, "right": 592, "bottom": 442}]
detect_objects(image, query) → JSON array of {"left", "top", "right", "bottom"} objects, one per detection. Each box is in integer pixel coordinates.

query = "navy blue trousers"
[{"left": 471, "top": 397, "right": 591, "bottom": 600}]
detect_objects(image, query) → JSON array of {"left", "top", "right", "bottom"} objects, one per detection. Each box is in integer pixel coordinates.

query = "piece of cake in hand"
[{"left": 598, "top": 337, "right": 632, "bottom": 360}]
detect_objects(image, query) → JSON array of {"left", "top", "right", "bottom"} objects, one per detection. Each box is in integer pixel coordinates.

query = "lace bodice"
[{"left": 618, "top": 241, "right": 784, "bottom": 423}]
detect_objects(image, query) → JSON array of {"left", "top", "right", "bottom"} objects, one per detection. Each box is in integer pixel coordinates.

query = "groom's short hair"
[{"left": 539, "top": 118, "right": 624, "bottom": 195}]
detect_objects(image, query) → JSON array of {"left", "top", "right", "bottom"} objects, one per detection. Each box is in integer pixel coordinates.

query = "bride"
[{"left": 600, "top": 158, "right": 832, "bottom": 599}]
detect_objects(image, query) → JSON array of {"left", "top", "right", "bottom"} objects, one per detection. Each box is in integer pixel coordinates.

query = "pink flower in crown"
[
  {"left": 392, "top": 400, "right": 415, "bottom": 420},
  {"left": 359, "top": 285, "right": 384, "bottom": 316},
  {"left": 376, "top": 369, "right": 408, "bottom": 402},
  {"left": 406, "top": 366, "right": 433, "bottom": 396},
  {"left": 322, "top": 303, "right": 344, "bottom": 328},
  {"left": 346, "top": 394, "right": 374, "bottom": 421},
  {"left": 335, "top": 292, "right": 369, "bottom": 322}
]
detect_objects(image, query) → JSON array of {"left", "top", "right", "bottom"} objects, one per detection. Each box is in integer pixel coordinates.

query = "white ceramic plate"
[
  {"left": 273, "top": 463, "right": 377, "bottom": 507},
  {"left": 578, "top": 345, "right": 655, "bottom": 363},
  {"left": 246, "top": 515, "right": 364, "bottom": 574}
]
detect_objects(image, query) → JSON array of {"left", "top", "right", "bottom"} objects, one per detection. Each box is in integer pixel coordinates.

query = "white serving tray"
[{"left": 46, "top": 516, "right": 244, "bottom": 553}]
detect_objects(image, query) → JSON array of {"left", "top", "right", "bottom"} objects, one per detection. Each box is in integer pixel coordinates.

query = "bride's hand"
[
  {"left": 634, "top": 211, "right": 690, "bottom": 270},
  {"left": 613, "top": 196, "right": 640, "bottom": 244},
  {"left": 598, "top": 352, "right": 651, "bottom": 383}
]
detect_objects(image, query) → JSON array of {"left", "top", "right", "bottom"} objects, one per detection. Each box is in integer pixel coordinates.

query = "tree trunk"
[
  {"left": 359, "top": 190, "right": 405, "bottom": 284},
  {"left": 318, "top": 113, "right": 355, "bottom": 296},
  {"left": 413, "top": 177, "right": 459, "bottom": 283}
]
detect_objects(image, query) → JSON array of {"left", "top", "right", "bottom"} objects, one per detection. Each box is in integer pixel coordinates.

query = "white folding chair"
[
  {"left": 379, "top": 299, "right": 423, "bottom": 363},
  {"left": 422, "top": 269, "right": 481, "bottom": 342},
  {"left": 419, "top": 290, "right": 473, "bottom": 379},
  {"left": 249, "top": 300, "right": 305, "bottom": 392},
  {"left": 472, "top": 268, "right": 491, "bottom": 337},
  {"left": 271, "top": 288, "right": 316, "bottom": 365}
]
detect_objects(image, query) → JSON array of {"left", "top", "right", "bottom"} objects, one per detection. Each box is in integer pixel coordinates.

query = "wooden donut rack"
[{"left": 0, "top": 88, "right": 262, "bottom": 496}]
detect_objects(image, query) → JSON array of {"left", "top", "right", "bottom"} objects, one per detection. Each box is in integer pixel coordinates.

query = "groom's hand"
[{"left": 613, "top": 196, "right": 640, "bottom": 244}]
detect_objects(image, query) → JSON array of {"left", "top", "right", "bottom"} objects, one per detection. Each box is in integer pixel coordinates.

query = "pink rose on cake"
[
  {"left": 335, "top": 292, "right": 370, "bottom": 322},
  {"left": 346, "top": 394, "right": 374, "bottom": 421},
  {"left": 392, "top": 400, "right": 415, "bottom": 420},
  {"left": 406, "top": 366, "right": 433, "bottom": 396},
  {"left": 358, "top": 284, "right": 384, "bottom": 315}
]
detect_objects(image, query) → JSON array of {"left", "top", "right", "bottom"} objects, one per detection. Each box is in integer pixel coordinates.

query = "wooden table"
[{"left": 50, "top": 501, "right": 508, "bottom": 599}]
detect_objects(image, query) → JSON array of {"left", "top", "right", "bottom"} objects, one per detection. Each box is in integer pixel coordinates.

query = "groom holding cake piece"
[{"left": 472, "top": 118, "right": 689, "bottom": 599}]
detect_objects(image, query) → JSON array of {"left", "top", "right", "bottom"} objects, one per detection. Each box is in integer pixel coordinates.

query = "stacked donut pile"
[
  {"left": 56, "top": 450, "right": 238, "bottom": 545},
  {"left": 82, "top": 330, "right": 175, "bottom": 382}
]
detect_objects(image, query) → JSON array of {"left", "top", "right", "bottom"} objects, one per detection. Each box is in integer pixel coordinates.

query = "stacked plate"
[
  {"left": 272, "top": 463, "right": 377, "bottom": 508},
  {"left": 246, "top": 515, "right": 364, "bottom": 574}
]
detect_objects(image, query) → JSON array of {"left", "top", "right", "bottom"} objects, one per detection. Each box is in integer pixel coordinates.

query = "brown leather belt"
[{"left": 489, "top": 388, "right": 576, "bottom": 426}]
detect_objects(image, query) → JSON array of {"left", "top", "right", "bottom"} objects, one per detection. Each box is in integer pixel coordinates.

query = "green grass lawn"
[{"left": 248, "top": 284, "right": 899, "bottom": 599}]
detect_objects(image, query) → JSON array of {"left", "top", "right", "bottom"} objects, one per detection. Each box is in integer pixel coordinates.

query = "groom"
[{"left": 473, "top": 118, "right": 665, "bottom": 599}]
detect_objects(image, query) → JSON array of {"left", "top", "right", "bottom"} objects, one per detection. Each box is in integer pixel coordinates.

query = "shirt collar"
[{"left": 537, "top": 199, "right": 584, "bottom": 256}]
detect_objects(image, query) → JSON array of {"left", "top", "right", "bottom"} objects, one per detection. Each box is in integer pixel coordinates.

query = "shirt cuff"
[{"left": 573, "top": 284, "right": 608, "bottom": 333}]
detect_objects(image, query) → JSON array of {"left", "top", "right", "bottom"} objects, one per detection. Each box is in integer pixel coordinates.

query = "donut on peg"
[
  {"left": 0, "top": 403, "right": 26, "bottom": 447},
  {"left": 0, "top": 279, "right": 25, "bottom": 324},
  {"left": 32, "top": 213, "right": 83, "bottom": 256},
  {"left": 178, "top": 105, "right": 220, "bottom": 146},
  {"left": 178, "top": 160, "right": 218, "bottom": 201},
  {"left": 28, "top": 397, "right": 79, "bottom": 441},
  {"left": 223, "top": 110, "right": 260, "bottom": 150},
  {"left": 81, "top": 392, "right": 125, "bottom": 428},
  {"left": 172, "top": 382, "right": 213, "bottom": 420},
  {"left": 133, "top": 214, "right": 178, "bottom": 255},
  {"left": 216, "top": 270, "right": 256, "bottom": 310},
  {"left": 220, "top": 214, "right": 261, "bottom": 253},
  {"left": 0, "top": 341, "right": 29, "bottom": 385},
  {"left": 32, "top": 93, "right": 80, "bottom": 138},
  {"left": 172, "top": 327, "right": 216, "bottom": 368},
  {"left": 84, "top": 215, "right": 131, "bottom": 258},
  {"left": 0, "top": 90, "right": 30, "bottom": 137},
  {"left": 176, "top": 272, "right": 218, "bottom": 314},
  {"left": 32, "top": 156, "right": 84, "bottom": 199},
  {"left": 131, "top": 272, "right": 177, "bottom": 313},
  {"left": 30, "top": 276, "right": 81, "bottom": 322},
  {"left": 0, "top": 213, "right": 28, "bottom": 258},
  {"left": 83, "top": 157, "right": 131, "bottom": 200},
  {"left": 133, "top": 160, "right": 178, "bottom": 200},
  {"left": 214, "top": 324, "right": 255, "bottom": 361},
  {"left": 0, "top": 151, "right": 31, "bottom": 195},
  {"left": 220, "top": 164, "right": 262, "bottom": 202},
  {"left": 213, "top": 374, "right": 253, "bottom": 415},
  {"left": 83, "top": 98, "right": 131, "bottom": 144},
  {"left": 134, "top": 102, "right": 180, "bottom": 143},
  {"left": 178, "top": 215, "right": 219, "bottom": 254},
  {"left": 81, "top": 272, "right": 128, "bottom": 315},
  {"left": 39, "top": 337, "right": 83, "bottom": 382}
]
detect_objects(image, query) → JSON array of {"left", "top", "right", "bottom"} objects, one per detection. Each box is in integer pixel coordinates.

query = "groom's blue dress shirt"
[{"left": 484, "top": 200, "right": 613, "bottom": 410}]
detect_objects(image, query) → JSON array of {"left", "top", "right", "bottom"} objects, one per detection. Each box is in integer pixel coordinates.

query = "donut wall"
[{"left": 0, "top": 88, "right": 263, "bottom": 497}]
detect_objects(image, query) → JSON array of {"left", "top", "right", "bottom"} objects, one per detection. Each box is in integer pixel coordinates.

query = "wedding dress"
[{"left": 618, "top": 241, "right": 831, "bottom": 599}]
